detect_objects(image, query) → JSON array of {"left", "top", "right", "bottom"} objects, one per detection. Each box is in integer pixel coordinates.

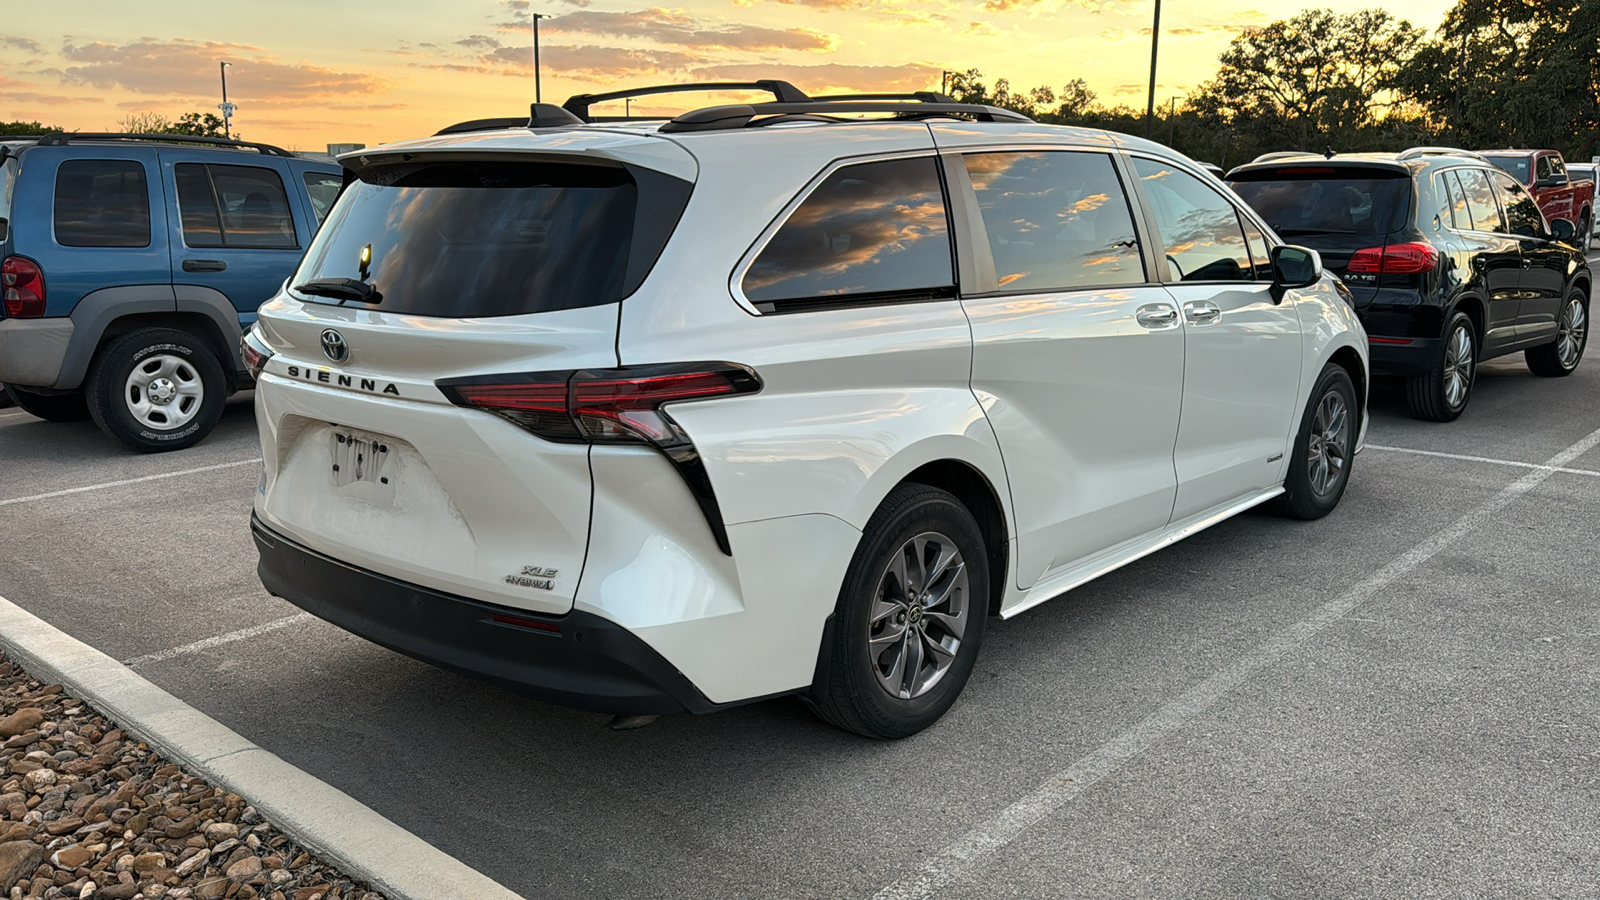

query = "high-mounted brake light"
[
  {"left": 439, "top": 363, "right": 762, "bottom": 555},
  {"left": 1347, "top": 242, "right": 1439, "bottom": 275},
  {"left": 1, "top": 257, "right": 45, "bottom": 318}
]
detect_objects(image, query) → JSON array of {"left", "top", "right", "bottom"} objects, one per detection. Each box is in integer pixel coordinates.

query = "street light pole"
[
  {"left": 1143, "top": 0, "right": 1161, "bottom": 139},
  {"left": 218, "top": 61, "right": 235, "bottom": 140},
  {"left": 532, "top": 12, "right": 551, "bottom": 103}
]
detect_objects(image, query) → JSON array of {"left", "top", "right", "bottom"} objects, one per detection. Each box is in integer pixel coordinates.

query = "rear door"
[
  {"left": 1452, "top": 168, "right": 1524, "bottom": 351},
  {"left": 1132, "top": 156, "right": 1303, "bottom": 521},
  {"left": 947, "top": 146, "right": 1183, "bottom": 589},
  {"left": 162, "top": 153, "right": 310, "bottom": 328},
  {"left": 1491, "top": 170, "right": 1565, "bottom": 337}
]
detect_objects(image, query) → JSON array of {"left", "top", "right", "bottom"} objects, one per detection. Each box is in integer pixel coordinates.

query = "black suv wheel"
[
  {"left": 85, "top": 327, "right": 227, "bottom": 452},
  {"left": 1525, "top": 290, "right": 1588, "bottom": 377},
  {"left": 1406, "top": 312, "right": 1476, "bottom": 422}
]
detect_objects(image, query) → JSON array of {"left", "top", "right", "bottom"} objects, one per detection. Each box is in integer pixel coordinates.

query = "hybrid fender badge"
[
  {"left": 505, "top": 565, "right": 559, "bottom": 590},
  {"left": 320, "top": 329, "right": 349, "bottom": 363}
]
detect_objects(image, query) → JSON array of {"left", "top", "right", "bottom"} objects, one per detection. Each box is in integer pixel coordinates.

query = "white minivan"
[{"left": 246, "top": 83, "right": 1368, "bottom": 738}]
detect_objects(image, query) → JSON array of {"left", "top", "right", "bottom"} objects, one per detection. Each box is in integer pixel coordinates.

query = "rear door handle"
[
  {"left": 1135, "top": 304, "right": 1179, "bottom": 328},
  {"left": 182, "top": 259, "right": 227, "bottom": 272},
  {"left": 1184, "top": 301, "right": 1221, "bottom": 323}
]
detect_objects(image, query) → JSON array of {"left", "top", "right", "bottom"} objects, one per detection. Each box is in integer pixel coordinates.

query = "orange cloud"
[
  {"left": 49, "top": 39, "right": 389, "bottom": 100},
  {"left": 690, "top": 62, "right": 941, "bottom": 94}
]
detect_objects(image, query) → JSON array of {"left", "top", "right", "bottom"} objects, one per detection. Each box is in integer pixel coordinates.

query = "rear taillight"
[
  {"left": 439, "top": 363, "right": 762, "bottom": 555},
  {"left": 1347, "top": 242, "right": 1439, "bottom": 275},
  {"left": 1, "top": 256, "right": 45, "bottom": 318},
  {"left": 240, "top": 325, "right": 274, "bottom": 380}
]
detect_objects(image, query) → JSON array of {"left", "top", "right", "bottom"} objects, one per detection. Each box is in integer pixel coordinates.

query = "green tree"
[
  {"left": 1395, "top": 0, "right": 1600, "bottom": 156},
  {"left": 0, "top": 121, "right": 63, "bottom": 135},
  {"left": 1191, "top": 8, "right": 1424, "bottom": 148},
  {"left": 117, "top": 111, "right": 228, "bottom": 138}
]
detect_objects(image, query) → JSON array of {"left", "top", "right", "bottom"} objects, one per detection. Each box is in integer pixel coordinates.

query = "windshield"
[
  {"left": 1481, "top": 155, "right": 1533, "bottom": 186},
  {"left": 1229, "top": 171, "right": 1411, "bottom": 237},
  {"left": 291, "top": 158, "right": 683, "bottom": 318}
]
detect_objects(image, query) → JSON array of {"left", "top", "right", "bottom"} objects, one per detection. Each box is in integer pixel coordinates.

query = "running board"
[{"left": 1000, "top": 486, "right": 1285, "bottom": 620}]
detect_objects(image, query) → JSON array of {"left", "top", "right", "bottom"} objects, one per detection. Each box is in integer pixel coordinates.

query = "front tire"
[
  {"left": 1406, "top": 311, "right": 1475, "bottom": 422},
  {"left": 1525, "top": 292, "right": 1588, "bottom": 377},
  {"left": 85, "top": 328, "right": 226, "bottom": 453},
  {"left": 5, "top": 385, "right": 89, "bottom": 422},
  {"left": 806, "top": 485, "right": 988, "bottom": 739},
  {"left": 1267, "top": 363, "right": 1357, "bottom": 520}
]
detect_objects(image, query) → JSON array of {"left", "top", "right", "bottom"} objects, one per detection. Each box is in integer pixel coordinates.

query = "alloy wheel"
[
  {"left": 1556, "top": 297, "right": 1587, "bottom": 370},
  {"left": 868, "top": 531, "right": 969, "bottom": 700},
  {"left": 1306, "top": 390, "right": 1351, "bottom": 498},
  {"left": 1442, "top": 324, "right": 1474, "bottom": 410},
  {"left": 125, "top": 353, "right": 204, "bottom": 430}
]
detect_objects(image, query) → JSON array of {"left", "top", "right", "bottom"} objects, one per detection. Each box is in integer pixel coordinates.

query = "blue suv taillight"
[{"left": 1, "top": 256, "right": 45, "bottom": 317}]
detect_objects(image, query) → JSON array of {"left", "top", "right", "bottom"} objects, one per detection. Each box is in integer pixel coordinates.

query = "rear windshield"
[
  {"left": 1481, "top": 155, "right": 1532, "bottom": 186},
  {"left": 1229, "top": 170, "right": 1411, "bottom": 238},
  {"left": 0, "top": 157, "right": 15, "bottom": 242},
  {"left": 292, "top": 158, "right": 688, "bottom": 317}
]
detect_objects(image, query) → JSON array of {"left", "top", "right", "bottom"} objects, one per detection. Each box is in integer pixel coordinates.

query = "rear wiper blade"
[{"left": 292, "top": 277, "right": 382, "bottom": 304}]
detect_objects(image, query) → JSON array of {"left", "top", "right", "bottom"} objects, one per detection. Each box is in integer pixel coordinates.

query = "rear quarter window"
[{"left": 54, "top": 159, "right": 151, "bottom": 248}]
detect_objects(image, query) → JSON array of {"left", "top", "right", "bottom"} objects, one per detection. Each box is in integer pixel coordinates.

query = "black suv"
[{"left": 1229, "top": 148, "right": 1593, "bottom": 421}]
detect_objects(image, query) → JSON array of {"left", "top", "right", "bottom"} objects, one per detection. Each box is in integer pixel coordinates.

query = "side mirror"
[
  {"left": 1271, "top": 244, "right": 1322, "bottom": 289},
  {"left": 1550, "top": 218, "right": 1576, "bottom": 243}
]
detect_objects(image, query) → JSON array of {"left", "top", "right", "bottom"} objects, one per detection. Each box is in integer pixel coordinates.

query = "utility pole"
[
  {"left": 218, "top": 61, "right": 236, "bottom": 140},
  {"left": 1143, "top": 0, "right": 1161, "bottom": 139},
  {"left": 1167, "top": 95, "right": 1178, "bottom": 146},
  {"left": 532, "top": 12, "right": 551, "bottom": 103}
]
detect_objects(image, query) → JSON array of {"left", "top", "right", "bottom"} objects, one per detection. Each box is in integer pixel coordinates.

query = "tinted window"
[
  {"left": 1535, "top": 155, "right": 1552, "bottom": 182},
  {"left": 962, "top": 151, "right": 1143, "bottom": 292},
  {"left": 0, "top": 158, "right": 16, "bottom": 242},
  {"left": 1489, "top": 170, "right": 1545, "bottom": 237},
  {"left": 1441, "top": 171, "right": 1471, "bottom": 230},
  {"left": 1230, "top": 171, "right": 1410, "bottom": 238},
  {"left": 1457, "top": 169, "right": 1507, "bottom": 234},
  {"left": 175, "top": 164, "right": 223, "bottom": 247},
  {"left": 302, "top": 171, "right": 342, "bottom": 226},
  {"left": 175, "top": 164, "right": 297, "bottom": 249},
  {"left": 294, "top": 160, "right": 648, "bottom": 318},
  {"left": 1133, "top": 158, "right": 1251, "bottom": 282},
  {"left": 743, "top": 157, "right": 952, "bottom": 306},
  {"left": 1482, "top": 154, "right": 1532, "bottom": 186},
  {"left": 1240, "top": 218, "right": 1272, "bottom": 280},
  {"left": 54, "top": 159, "right": 150, "bottom": 248}
]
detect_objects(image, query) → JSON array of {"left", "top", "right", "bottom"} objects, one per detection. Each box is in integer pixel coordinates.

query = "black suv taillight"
[
  {"left": 1, "top": 256, "right": 45, "bottom": 318},
  {"left": 439, "top": 363, "right": 761, "bottom": 554}
]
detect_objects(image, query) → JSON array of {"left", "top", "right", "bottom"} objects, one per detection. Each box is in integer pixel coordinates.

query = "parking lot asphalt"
[{"left": 4, "top": 261, "right": 1600, "bottom": 900}]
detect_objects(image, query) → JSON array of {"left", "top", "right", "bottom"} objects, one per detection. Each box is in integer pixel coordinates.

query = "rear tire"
[
  {"left": 1525, "top": 291, "right": 1587, "bottom": 377},
  {"left": 805, "top": 484, "right": 988, "bottom": 739},
  {"left": 85, "top": 328, "right": 226, "bottom": 453},
  {"left": 5, "top": 385, "right": 89, "bottom": 422},
  {"left": 1267, "top": 363, "right": 1356, "bottom": 520},
  {"left": 1406, "top": 311, "right": 1475, "bottom": 422},
  {"left": 1578, "top": 211, "right": 1592, "bottom": 249}
]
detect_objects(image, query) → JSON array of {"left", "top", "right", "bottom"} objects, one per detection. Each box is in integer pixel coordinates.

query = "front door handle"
[
  {"left": 1135, "top": 304, "right": 1179, "bottom": 328},
  {"left": 1184, "top": 301, "right": 1221, "bottom": 323},
  {"left": 182, "top": 259, "right": 227, "bottom": 272}
]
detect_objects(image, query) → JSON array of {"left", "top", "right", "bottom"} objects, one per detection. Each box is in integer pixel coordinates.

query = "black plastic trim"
[
  {"left": 660, "top": 101, "right": 1032, "bottom": 133},
  {"left": 563, "top": 81, "right": 810, "bottom": 122},
  {"left": 753, "top": 285, "right": 958, "bottom": 315},
  {"left": 252, "top": 514, "right": 720, "bottom": 715},
  {"left": 434, "top": 117, "right": 532, "bottom": 135}
]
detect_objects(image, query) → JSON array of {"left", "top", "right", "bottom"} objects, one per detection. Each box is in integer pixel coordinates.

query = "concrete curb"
[{"left": 0, "top": 595, "right": 525, "bottom": 900}]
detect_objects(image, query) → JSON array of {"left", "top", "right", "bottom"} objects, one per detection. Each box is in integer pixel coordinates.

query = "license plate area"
[{"left": 332, "top": 429, "right": 392, "bottom": 489}]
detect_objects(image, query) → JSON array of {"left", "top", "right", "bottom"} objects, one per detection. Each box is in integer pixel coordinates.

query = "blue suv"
[{"left": 0, "top": 133, "right": 340, "bottom": 450}]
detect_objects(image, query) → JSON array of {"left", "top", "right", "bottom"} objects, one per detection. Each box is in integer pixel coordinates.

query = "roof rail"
[
  {"left": 810, "top": 91, "right": 955, "bottom": 103},
  {"left": 33, "top": 132, "right": 295, "bottom": 158},
  {"left": 660, "top": 100, "right": 1031, "bottom": 133},
  {"left": 1398, "top": 146, "right": 1489, "bottom": 162},
  {"left": 1250, "top": 151, "right": 1315, "bottom": 164},
  {"left": 562, "top": 81, "right": 810, "bottom": 123}
]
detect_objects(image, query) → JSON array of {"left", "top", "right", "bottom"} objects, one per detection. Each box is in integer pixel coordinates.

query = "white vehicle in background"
[{"left": 246, "top": 81, "right": 1368, "bottom": 739}]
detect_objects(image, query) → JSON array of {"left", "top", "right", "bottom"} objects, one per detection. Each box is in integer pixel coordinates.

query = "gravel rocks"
[{"left": 0, "top": 652, "right": 385, "bottom": 900}]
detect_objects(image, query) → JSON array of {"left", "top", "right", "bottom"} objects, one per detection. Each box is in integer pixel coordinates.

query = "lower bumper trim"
[{"left": 251, "top": 514, "right": 716, "bottom": 715}]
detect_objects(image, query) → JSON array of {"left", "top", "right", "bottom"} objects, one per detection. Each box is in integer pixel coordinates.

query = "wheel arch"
[
  {"left": 1327, "top": 344, "right": 1366, "bottom": 434},
  {"left": 1451, "top": 293, "right": 1487, "bottom": 346},
  {"left": 899, "top": 459, "right": 1011, "bottom": 617},
  {"left": 94, "top": 312, "right": 238, "bottom": 389}
]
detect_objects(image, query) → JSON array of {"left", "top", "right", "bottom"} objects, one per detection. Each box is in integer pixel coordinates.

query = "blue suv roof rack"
[{"left": 33, "top": 132, "right": 295, "bottom": 158}]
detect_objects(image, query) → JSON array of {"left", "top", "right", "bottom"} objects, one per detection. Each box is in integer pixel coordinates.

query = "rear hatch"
[
  {"left": 253, "top": 133, "right": 696, "bottom": 614},
  {"left": 1229, "top": 164, "right": 1413, "bottom": 308}
]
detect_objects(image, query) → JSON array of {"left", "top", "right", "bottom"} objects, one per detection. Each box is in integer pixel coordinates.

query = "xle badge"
[{"left": 505, "top": 566, "right": 559, "bottom": 590}]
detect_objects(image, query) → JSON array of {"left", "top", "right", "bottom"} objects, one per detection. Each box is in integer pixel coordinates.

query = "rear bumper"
[
  {"left": 1367, "top": 337, "right": 1441, "bottom": 377},
  {"left": 252, "top": 513, "right": 717, "bottom": 715},
  {"left": 0, "top": 318, "right": 72, "bottom": 387}
]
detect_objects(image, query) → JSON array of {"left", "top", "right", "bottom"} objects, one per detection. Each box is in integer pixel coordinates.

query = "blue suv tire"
[{"left": 85, "top": 327, "right": 226, "bottom": 452}]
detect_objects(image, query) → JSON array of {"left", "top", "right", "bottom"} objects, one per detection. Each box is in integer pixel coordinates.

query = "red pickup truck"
[{"left": 1481, "top": 149, "right": 1594, "bottom": 247}]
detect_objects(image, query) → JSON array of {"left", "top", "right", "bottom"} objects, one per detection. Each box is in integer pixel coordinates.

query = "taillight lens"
[
  {"left": 240, "top": 325, "right": 275, "bottom": 380},
  {"left": 1347, "top": 242, "right": 1439, "bottom": 274},
  {"left": 439, "top": 363, "right": 762, "bottom": 556},
  {"left": 1, "top": 256, "right": 45, "bottom": 318}
]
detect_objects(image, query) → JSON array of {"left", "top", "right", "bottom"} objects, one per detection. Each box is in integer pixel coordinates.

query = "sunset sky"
[{"left": 3, "top": 0, "right": 1455, "bottom": 152}]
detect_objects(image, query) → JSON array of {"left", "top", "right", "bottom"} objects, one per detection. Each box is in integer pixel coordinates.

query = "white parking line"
[
  {"left": 1367, "top": 443, "right": 1600, "bottom": 477},
  {"left": 873, "top": 424, "right": 1600, "bottom": 900},
  {"left": 124, "top": 612, "right": 315, "bottom": 667},
  {"left": 0, "top": 457, "right": 262, "bottom": 507}
]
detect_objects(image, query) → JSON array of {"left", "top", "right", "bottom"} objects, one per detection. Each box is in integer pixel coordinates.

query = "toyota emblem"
[{"left": 320, "top": 329, "right": 349, "bottom": 363}]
